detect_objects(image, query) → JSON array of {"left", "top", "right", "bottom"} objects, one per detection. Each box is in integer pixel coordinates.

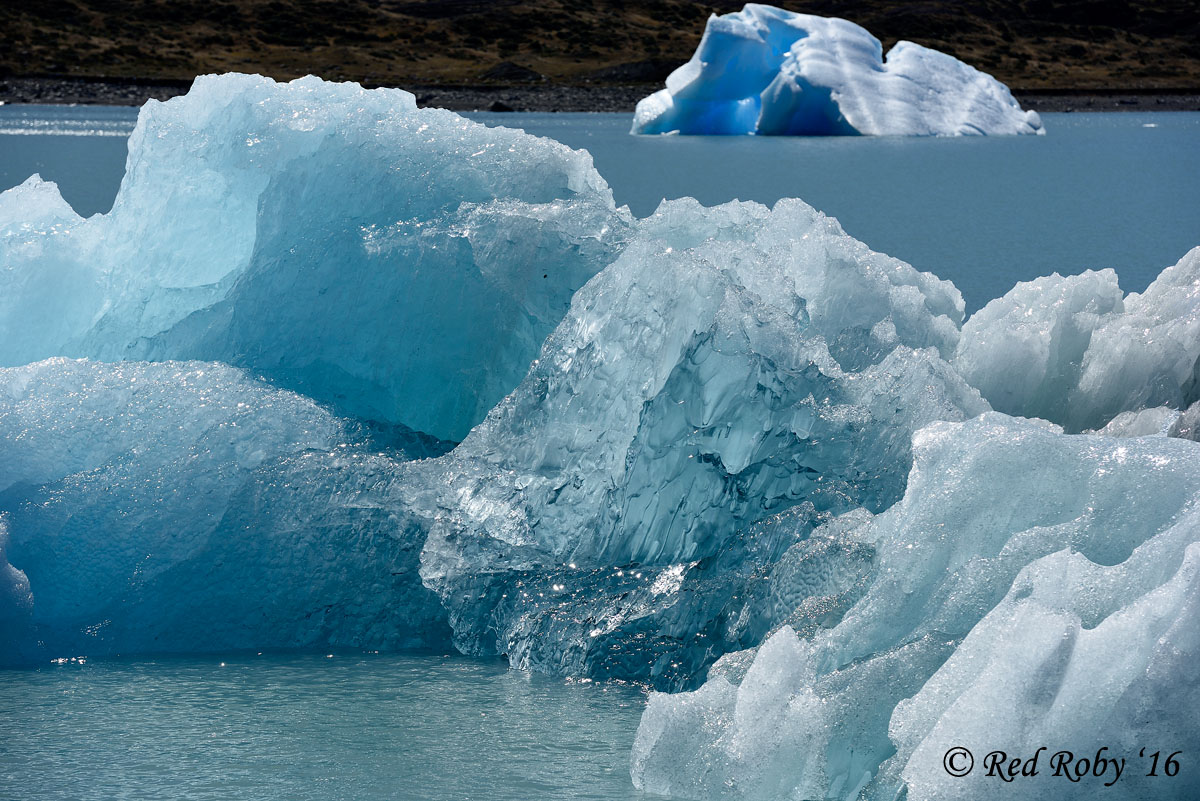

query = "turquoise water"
[
  {"left": 0, "top": 654, "right": 658, "bottom": 801},
  {"left": 2, "top": 107, "right": 1198, "bottom": 310}
]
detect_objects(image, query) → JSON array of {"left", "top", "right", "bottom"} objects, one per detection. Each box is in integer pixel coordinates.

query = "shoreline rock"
[{"left": 1, "top": 76, "right": 1197, "bottom": 113}]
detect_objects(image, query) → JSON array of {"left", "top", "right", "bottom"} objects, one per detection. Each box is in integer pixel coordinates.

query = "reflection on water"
[{"left": 0, "top": 105, "right": 137, "bottom": 136}]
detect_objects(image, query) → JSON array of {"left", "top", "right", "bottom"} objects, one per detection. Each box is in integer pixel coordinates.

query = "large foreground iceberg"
[
  {"left": 0, "top": 74, "right": 629, "bottom": 441},
  {"left": 411, "top": 197, "right": 986, "bottom": 686},
  {"left": 632, "top": 5, "right": 1043, "bottom": 136}
]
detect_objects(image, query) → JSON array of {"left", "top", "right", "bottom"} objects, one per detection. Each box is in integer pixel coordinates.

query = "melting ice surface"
[
  {"left": 632, "top": 5, "right": 1042, "bottom": 136},
  {"left": 2, "top": 74, "right": 1199, "bottom": 800}
]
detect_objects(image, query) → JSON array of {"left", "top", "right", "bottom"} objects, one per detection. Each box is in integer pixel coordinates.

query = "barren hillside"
[{"left": 3, "top": 0, "right": 1197, "bottom": 91}]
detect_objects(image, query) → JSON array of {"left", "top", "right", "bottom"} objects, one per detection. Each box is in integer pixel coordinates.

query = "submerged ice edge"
[{"left": 1, "top": 72, "right": 1198, "bottom": 801}]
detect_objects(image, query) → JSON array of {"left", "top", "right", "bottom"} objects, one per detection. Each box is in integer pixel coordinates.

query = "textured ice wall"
[
  {"left": 1096, "top": 405, "right": 1180, "bottom": 438},
  {"left": 889, "top": 547, "right": 1200, "bottom": 800},
  {"left": 632, "top": 5, "right": 1042, "bottom": 136},
  {"left": 0, "top": 177, "right": 96, "bottom": 370},
  {"left": 411, "top": 197, "right": 986, "bottom": 684},
  {"left": 0, "top": 74, "right": 629, "bottom": 440},
  {"left": 632, "top": 413, "right": 1200, "bottom": 799},
  {"left": 0, "top": 516, "right": 35, "bottom": 666},
  {"left": 1169, "top": 400, "right": 1200, "bottom": 441},
  {"left": 0, "top": 359, "right": 449, "bottom": 659},
  {"left": 955, "top": 246, "right": 1200, "bottom": 431}
]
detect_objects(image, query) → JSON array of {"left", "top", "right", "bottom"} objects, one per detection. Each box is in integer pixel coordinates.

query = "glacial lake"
[
  {"left": 0, "top": 653, "right": 657, "bottom": 801},
  {"left": 1, "top": 106, "right": 1198, "bottom": 311},
  {"left": 1, "top": 105, "right": 1199, "bottom": 801}
]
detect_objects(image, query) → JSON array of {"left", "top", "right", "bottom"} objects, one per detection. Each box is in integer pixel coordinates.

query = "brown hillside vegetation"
[{"left": 3, "top": 0, "right": 1198, "bottom": 91}]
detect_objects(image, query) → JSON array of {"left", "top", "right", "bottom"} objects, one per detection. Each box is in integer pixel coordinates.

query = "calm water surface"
[
  {"left": 2, "top": 106, "right": 1197, "bottom": 310},
  {"left": 0, "top": 653, "right": 659, "bottom": 801}
]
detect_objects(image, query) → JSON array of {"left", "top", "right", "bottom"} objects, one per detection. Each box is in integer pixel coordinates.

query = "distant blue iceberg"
[{"left": 632, "top": 5, "right": 1044, "bottom": 136}]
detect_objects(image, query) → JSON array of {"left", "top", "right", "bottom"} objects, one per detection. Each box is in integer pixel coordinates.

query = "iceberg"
[
  {"left": 0, "top": 74, "right": 629, "bottom": 441},
  {"left": 631, "top": 413, "right": 1200, "bottom": 799},
  {"left": 632, "top": 5, "right": 1043, "bottom": 136},
  {"left": 954, "top": 247, "right": 1200, "bottom": 431},
  {"left": 0, "top": 358, "right": 450, "bottom": 659},
  {"left": 411, "top": 197, "right": 986, "bottom": 685},
  {"left": 1095, "top": 405, "right": 1180, "bottom": 438}
]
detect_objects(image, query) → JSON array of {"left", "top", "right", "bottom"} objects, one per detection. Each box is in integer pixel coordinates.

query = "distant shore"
[{"left": 2, "top": 76, "right": 1199, "bottom": 113}]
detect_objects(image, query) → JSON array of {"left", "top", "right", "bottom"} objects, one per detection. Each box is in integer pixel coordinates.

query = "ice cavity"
[
  {"left": 632, "top": 5, "right": 1043, "bottom": 136},
  {"left": 0, "top": 358, "right": 450, "bottom": 659},
  {"left": 411, "top": 197, "right": 987, "bottom": 684},
  {"left": 955, "top": 247, "right": 1200, "bottom": 431},
  {"left": 632, "top": 413, "right": 1200, "bottom": 799},
  {"left": 0, "top": 74, "right": 628, "bottom": 441}
]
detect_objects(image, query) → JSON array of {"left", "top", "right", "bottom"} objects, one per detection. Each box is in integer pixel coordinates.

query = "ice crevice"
[{"left": 0, "top": 72, "right": 1198, "bottom": 800}]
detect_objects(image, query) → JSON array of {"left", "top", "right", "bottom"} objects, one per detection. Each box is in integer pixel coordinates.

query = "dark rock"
[
  {"left": 584, "top": 59, "right": 681, "bottom": 83},
  {"left": 487, "top": 99, "right": 514, "bottom": 112},
  {"left": 478, "top": 61, "right": 545, "bottom": 83}
]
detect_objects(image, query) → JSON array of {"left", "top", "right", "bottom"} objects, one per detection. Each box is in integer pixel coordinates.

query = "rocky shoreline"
[{"left": 2, "top": 76, "right": 1198, "bottom": 113}]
